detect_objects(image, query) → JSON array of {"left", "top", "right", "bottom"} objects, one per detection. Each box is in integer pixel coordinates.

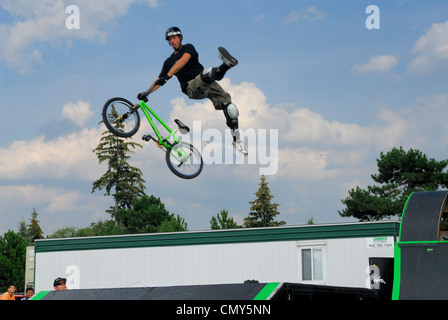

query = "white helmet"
[{"left": 165, "top": 26, "right": 182, "bottom": 40}]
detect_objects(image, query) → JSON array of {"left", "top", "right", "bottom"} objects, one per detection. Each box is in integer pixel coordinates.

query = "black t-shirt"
[{"left": 159, "top": 43, "right": 204, "bottom": 94}]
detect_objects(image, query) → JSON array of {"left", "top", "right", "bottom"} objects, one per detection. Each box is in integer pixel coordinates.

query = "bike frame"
[
  {"left": 133, "top": 100, "right": 194, "bottom": 166},
  {"left": 136, "top": 100, "right": 180, "bottom": 150}
]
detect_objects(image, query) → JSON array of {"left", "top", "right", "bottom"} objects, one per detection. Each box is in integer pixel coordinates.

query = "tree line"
[
  {"left": 2, "top": 122, "right": 448, "bottom": 292},
  {"left": 0, "top": 173, "right": 281, "bottom": 292},
  {"left": 0, "top": 124, "right": 284, "bottom": 292},
  {"left": 86, "top": 123, "right": 285, "bottom": 233}
]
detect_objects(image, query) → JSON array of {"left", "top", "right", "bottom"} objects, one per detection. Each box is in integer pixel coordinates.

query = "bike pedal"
[{"left": 142, "top": 134, "right": 151, "bottom": 142}]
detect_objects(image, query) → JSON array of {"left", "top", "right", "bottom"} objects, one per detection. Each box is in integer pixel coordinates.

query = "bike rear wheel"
[
  {"left": 102, "top": 97, "right": 140, "bottom": 137},
  {"left": 166, "top": 142, "right": 203, "bottom": 179}
]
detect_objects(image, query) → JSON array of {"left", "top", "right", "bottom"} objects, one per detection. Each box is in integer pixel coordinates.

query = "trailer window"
[{"left": 301, "top": 248, "right": 323, "bottom": 281}]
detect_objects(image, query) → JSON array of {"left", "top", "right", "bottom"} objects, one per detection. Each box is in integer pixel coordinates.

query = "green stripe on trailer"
[
  {"left": 397, "top": 192, "right": 413, "bottom": 241},
  {"left": 253, "top": 282, "right": 281, "bottom": 300},
  {"left": 34, "top": 221, "right": 400, "bottom": 253},
  {"left": 30, "top": 290, "right": 50, "bottom": 300},
  {"left": 391, "top": 243, "right": 401, "bottom": 300},
  {"left": 391, "top": 194, "right": 412, "bottom": 300}
]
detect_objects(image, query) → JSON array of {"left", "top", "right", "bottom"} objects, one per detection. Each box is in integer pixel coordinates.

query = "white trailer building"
[{"left": 33, "top": 221, "right": 399, "bottom": 298}]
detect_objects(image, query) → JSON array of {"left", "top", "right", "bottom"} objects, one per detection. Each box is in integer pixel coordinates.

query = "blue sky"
[{"left": 1, "top": 0, "right": 448, "bottom": 235}]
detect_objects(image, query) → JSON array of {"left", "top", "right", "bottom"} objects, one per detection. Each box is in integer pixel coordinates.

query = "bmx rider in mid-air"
[{"left": 138, "top": 26, "right": 248, "bottom": 156}]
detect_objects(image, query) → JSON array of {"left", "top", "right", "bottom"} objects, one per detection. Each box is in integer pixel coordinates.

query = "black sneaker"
[{"left": 218, "top": 47, "right": 238, "bottom": 67}]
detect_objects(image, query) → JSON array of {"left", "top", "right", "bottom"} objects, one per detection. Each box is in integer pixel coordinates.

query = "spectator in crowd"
[
  {"left": 1, "top": 284, "right": 16, "bottom": 300},
  {"left": 53, "top": 277, "right": 67, "bottom": 291},
  {"left": 21, "top": 287, "right": 34, "bottom": 300}
]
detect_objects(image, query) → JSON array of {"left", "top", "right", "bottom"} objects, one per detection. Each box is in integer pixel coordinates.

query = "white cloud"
[
  {"left": 169, "top": 79, "right": 411, "bottom": 151},
  {"left": 0, "top": 184, "right": 109, "bottom": 234},
  {"left": 277, "top": 147, "right": 336, "bottom": 181},
  {"left": 1, "top": 81, "right": 447, "bottom": 234},
  {"left": 0, "top": 80, "right": 438, "bottom": 190},
  {"left": 144, "top": 0, "right": 161, "bottom": 8},
  {"left": 0, "top": 0, "right": 160, "bottom": 73},
  {"left": 166, "top": 79, "right": 448, "bottom": 185},
  {"left": 61, "top": 100, "right": 94, "bottom": 127},
  {"left": 0, "top": 184, "right": 95, "bottom": 214},
  {"left": 283, "top": 6, "right": 326, "bottom": 24},
  {"left": 0, "top": 127, "right": 103, "bottom": 181},
  {"left": 253, "top": 14, "right": 265, "bottom": 24},
  {"left": 0, "top": 0, "right": 66, "bottom": 72},
  {"left": 409, "top": 20, "right": 448, "bottom": 74},
  {"left": 352, "top": 55, "right": 399, "bottom": 74}
]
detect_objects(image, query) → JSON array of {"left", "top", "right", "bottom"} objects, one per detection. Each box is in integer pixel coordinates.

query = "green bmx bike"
[{"left": 102, "top": 96, "right": 203, "bottom": 179}]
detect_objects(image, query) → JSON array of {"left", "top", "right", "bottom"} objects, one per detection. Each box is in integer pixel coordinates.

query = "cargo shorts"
[{"left": 186, "top": 74, "right": 231, "bottom": 109}]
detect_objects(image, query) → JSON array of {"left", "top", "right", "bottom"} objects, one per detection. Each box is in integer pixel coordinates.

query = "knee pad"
[
  {"left": 223, "top": 103, "right": 239, "bottom": 129},
  {"left": 224, "top": 103, "right": 239, "bottom": 119},
  {"left": 200, "top": 67, "right": 216, "bottom": 84}
]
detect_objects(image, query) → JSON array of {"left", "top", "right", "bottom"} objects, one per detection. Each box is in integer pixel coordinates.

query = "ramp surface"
[
  {"left": 399, "top": 191, "right": 448, "bottom": 242},
  {"left": 33, "top": 282, "right": 280, "bottom": 300},
  {"left": 32, "top": 282, "right": 378, "bottom": 300},
  {"left": 393, "top": 190, "right": 448, "bottom": 300}
]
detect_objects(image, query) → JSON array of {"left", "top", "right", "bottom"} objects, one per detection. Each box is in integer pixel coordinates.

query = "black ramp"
[
  {"left": 40, "top": 283, "right": 270, "bottom": 300},
  {"left": 395, "top": 190, "right": 448, "bottom": 299},
  {"left": 399, "top": 191, "right": 448, "bottom": 242},
  {"left": 399, "top": 245, "right": 448, "bottom": 299},
  {"left": 38, "top": 283, "right": 379, "bottom": 300}
]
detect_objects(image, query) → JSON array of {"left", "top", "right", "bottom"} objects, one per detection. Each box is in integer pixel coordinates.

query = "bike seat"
[{"left": 174, "top": 119, "right": 190, "bottom": 134}]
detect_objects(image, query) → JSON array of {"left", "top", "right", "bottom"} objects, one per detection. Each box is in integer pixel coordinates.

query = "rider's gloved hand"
[
  {"left": 155, "top": 74, "right": 171, "bottom": 86},
  {"left": 137, "top": 91, "right": 149, "bottom": 100}
]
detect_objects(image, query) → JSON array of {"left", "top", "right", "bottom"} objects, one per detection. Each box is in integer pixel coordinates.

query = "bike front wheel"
[
  {"left": 166, "top": 142, "right": 203, "bottom": 179},
  {"left": 102, "top": 97, "right": 140, "bottom": 137}
]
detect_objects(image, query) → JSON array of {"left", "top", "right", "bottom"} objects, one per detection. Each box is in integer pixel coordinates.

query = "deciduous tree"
[
  {"left": 339, "top": 147, "right": 448, "bottom": 220},
  {"left": 0, "top": 231, "right": 27, "bottom": 292}
]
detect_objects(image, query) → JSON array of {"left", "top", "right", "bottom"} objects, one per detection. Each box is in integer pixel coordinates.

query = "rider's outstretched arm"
[
  {"left": 147, "top": 80, "right": 161, "bottom": 95},
  {"left": 138, "top": 52, "right": 191, "bottom": 99},
  {"left": 138, "top": 80, "right": 160, "bottom": 99},
  {"left": 152, "top": 52, "right": 191, "bottom": 88},
  {"left": 168, "top": 53, "right": 191, "bottom": 77}
]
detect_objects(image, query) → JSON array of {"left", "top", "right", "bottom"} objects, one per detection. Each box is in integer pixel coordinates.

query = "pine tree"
[
  {"left": 27, "top": 208, "right": 44, "bottom": 242},
  {"left": 92, "top": 120, "right": 146, "bottom": 221},
  {"left": 244, "top": 175, "right": 285, "bottom": 228},
  {"left": 210, "top": 210, "right": 239, "bottom": 230},
  {"left": 18, "top": 217, "right": 31, "bottom": 244},
  {"left": 159, "top": 215, "right": 189, "bottom": 232}
]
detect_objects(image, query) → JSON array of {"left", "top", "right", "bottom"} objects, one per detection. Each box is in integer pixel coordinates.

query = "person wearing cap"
[
  {"left": 53, "top": 277, "right": 67, "bottom": 290},
  {"left": 138, "top": 26, "right": 248, "bottom": 156},
  {"left": 0, "top": 284, "right": 16, "bottom": 300}
]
